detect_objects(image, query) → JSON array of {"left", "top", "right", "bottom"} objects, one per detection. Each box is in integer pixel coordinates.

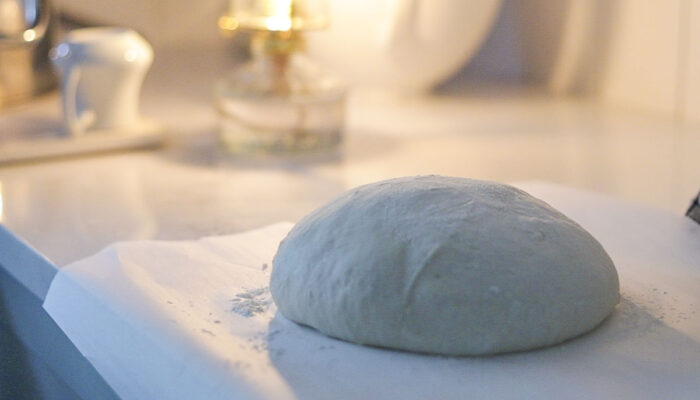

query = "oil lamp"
[{"left": 216, "top": 0, "right": 346, "bottom": 154}]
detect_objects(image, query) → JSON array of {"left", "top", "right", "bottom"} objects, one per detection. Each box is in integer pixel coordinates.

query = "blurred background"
[
  {"left": 1, "top": 0, "right": 699, "bottom": 213},
  {"left": 40, "top": 0, "right": 700, "bottom": 123},
  {"left": 1, "top": 0, "right": 698, "bottom": 223}
]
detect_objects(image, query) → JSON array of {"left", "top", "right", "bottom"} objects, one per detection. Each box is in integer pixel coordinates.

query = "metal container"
[{"left": 0, "top": 0, "right": 57, "bottom": 108}]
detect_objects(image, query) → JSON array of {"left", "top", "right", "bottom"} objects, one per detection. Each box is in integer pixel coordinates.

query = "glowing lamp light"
[{"left": 23, "top": 29, "right": 36, "bottom": 42}]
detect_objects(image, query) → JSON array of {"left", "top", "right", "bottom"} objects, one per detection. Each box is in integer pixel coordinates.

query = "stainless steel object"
[
  {"left": 687, "top": 191, "right": 700, "bottom": 224},
  {"left": 0, "top": 0, "right": 57, "bottom": 108}
]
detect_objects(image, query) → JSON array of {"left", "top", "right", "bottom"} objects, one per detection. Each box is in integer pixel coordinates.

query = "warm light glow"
[
  {"left": 218, "top": 15, "right": 239, "bottom": 31},
  {"left": 264, "top": 15, "right": 292, "bottom": 31},
  {"left": 264, "top": 0, "right": 293, "bottom": 31},
  {"left": 124, "top": 49, "right": 137, "bottom": 62},
  {"left": 23, "top": 29, "right": 36, "bottom": 42}
]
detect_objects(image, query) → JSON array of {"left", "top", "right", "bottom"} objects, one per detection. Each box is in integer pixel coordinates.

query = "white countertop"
[
  {"left": 0, "top": 45, "right": 699, "bottom": 400},
  {"left": 1, "top": 46, "right": 698, "bottom": 272}
]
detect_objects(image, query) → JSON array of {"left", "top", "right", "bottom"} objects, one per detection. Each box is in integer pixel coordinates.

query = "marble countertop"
[{"left": 1, "top": 46, "right": 698, "bottom": 286}]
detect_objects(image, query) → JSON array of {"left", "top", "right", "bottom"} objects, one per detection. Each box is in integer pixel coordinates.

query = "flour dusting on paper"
[{"left": 230, "top": 287, "right": 273, "bottom": 317}]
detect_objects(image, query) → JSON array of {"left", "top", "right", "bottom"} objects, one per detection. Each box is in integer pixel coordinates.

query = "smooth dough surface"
[{"left": 270, "top": 176, "right": 620, "bottom": 356}]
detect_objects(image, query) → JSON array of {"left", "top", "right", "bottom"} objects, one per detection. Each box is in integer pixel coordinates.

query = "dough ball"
[{"left": 270, "top": 176, "right": 619, "bottom": 356}]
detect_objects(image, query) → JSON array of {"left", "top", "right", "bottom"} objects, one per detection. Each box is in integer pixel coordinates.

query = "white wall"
[
  {"left": 594, "top": 0, "right": 682, "bottom": 119},
  {"left": 55, "top": 0, "right": 700, "bottom": 126},
  {"left": 463, "top": 0, "right": 700, "bottom": 125},
  {"left": 683, "top": 0, "right": 700, "bottom": 125}
]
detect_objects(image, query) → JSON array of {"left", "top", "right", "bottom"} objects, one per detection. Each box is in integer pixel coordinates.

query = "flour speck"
[{"left": 230, "top": 287, "right": 273, "bottom": 317}]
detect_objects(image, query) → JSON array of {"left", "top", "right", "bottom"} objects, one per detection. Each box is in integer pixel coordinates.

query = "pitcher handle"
[{"left": 62, "top": 66, "right": 94, "bottom": 136}]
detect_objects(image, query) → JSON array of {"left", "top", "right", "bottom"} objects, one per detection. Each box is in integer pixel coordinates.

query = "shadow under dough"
[{"left": 264, "top": 294, "right": 700, "bottom": 399}]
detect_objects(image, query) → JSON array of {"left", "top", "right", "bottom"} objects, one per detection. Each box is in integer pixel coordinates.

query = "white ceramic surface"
[
  {"left": 0, "top": 119, "right": 167, "bottom": 164},
  {"left": 307, "top": 0, "right": 503, "bottom": 91},
  {"left": 50, "top": 28, "right": 153, "bottom": 136}
]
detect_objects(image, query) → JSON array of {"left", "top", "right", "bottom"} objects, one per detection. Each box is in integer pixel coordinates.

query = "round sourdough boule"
[{"left": 270, "top": 176, "right": 620, "bottom": 356}]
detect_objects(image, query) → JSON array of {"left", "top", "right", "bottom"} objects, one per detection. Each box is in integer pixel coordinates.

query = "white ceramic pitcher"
[
  {"left": 50, "top": 28, "right": 153, "bottom": 136},
  {"left": 307, "top": 0, "right": 503, "bottom": 92}
]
